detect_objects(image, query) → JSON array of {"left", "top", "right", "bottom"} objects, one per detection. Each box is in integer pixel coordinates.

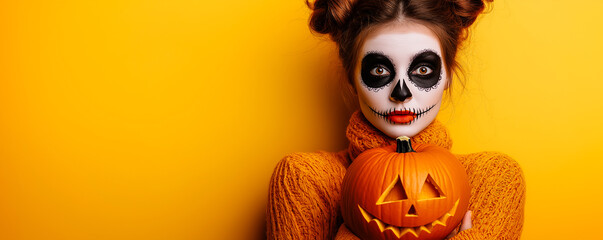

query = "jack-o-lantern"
[{"left": 341, "top": 137, "right": 470, "bottom": 240}]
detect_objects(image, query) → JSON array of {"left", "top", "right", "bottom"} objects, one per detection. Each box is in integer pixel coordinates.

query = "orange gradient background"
[{"left": 1, "top": 0, "right": 603, "bottom": 239}]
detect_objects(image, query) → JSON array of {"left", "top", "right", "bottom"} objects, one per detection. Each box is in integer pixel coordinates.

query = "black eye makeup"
[
  {"left": 361, "top": 53, "right": 396, "bottom": 90},
  {"left": 407, "top": 50, "right": 442, "bottom": 91}
]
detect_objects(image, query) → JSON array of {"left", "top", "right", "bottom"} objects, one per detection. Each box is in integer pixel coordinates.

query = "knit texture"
[{"left": 267, "top": 111, "right": 526, "bottom": 239}]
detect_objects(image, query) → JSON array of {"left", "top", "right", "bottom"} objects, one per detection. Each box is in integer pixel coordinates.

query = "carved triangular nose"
[
  {"left": 390, "top": 80, "right": 412, "bottom": 102},
  {"left": 407, "top": 204, "right": 418, "bottom": 216}
]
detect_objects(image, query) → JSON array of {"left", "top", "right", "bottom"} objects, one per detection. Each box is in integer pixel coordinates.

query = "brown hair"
[{"left": 306, "top": 0, "right": 492, "bottom": 98}]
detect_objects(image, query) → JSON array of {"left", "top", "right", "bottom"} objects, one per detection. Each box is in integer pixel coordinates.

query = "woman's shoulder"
[
  {"left": 456, "top": 151, "right": 522, "bottom": 173},
  {"left": 272, "top": 150, "right": 350, "bottom": 182},
  {"left": 455, "top": 151, "right": 525, "bottom": 188}
]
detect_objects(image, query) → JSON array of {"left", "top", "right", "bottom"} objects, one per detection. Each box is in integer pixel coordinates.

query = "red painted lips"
[{"left": 386, "top": 110, "right": 417, "bottom": 124}]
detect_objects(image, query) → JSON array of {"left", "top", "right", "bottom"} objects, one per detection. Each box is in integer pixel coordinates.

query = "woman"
[{"left": 267, "top": 0, "right": 525, "bottom": 239}]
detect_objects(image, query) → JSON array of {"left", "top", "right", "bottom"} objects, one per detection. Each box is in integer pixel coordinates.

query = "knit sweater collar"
[{"left": 345, "top": 111, "right": 453, "bottom": 160}]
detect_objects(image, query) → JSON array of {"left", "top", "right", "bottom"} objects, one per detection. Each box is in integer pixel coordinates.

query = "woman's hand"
[{"left": 444, "top": 210, "right": 472, "bottom": 239}]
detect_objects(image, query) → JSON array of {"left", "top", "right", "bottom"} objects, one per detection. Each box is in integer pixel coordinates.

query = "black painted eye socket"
[
  {"left": 361, "top": 53, "right": 396, "bottom": 89},
  {"left": 407, "top": 51, "right": 442, "bottom": 89}
]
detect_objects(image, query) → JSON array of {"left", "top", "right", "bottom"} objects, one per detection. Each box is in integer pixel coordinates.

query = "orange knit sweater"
[{"left": 267, "top": 111, "right": 525, "bottom": 240}]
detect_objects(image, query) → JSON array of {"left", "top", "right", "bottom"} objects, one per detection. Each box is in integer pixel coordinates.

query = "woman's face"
[{"left": 354, "top": 20, "right": 448, "bottom": 138}]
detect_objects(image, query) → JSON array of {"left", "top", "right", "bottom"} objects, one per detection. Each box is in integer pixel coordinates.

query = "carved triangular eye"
[
  {"left": 419, "top": 174, "right": 445, "bottom": 199},
  {"left": 377, "top": 175, "right": 408, "bottom": 204}
]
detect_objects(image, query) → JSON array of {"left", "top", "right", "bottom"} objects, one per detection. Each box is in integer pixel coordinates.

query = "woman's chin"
[{"left": 378, "top": 123, "right": 427, "bottom": 138}]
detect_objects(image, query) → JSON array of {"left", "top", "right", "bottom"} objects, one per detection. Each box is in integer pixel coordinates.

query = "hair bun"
[
  {"left": 449, "top": 0, "right": 493, "bottom": 28},
  {"left": 306, "top": 0, "right": 356, "bottom": 38}
]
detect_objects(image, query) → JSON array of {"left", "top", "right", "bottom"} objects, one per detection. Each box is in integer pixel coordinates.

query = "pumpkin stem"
[{"left": 396, "top": 136, "right": 415, "bottom": 153}]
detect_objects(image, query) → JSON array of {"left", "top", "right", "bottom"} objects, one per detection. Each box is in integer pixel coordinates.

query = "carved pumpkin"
[{"left": 341, "top": 137, "right": 470, "bottom": 240}]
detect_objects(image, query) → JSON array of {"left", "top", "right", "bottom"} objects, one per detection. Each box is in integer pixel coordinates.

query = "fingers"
[
  {"left": 444, "top": 228, "right": 458, "bottom": 239},
  {"left": 459, "top": 210, "right": 472, "bottom": 231},
  {"left": 445, "top": 210, "right": 473, "bottom": 239}
]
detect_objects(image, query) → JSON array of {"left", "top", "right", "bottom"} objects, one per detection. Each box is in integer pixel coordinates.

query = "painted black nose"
[{"left": 390, "top": 80, "right": 412, "bottom": 102}]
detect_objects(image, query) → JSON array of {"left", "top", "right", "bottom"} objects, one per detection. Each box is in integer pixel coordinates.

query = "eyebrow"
[
  {"left": 362, "top": 51, "right": 397, "bottom": 68},
  {"left": 409, "top": 49, "right": 442, "bottom": 60},
  {"left": 364, "top": 49, "right": 441, "bottom": 62},
  {"left": 363, "top": 50, "right": 390, "bottom": 59}
]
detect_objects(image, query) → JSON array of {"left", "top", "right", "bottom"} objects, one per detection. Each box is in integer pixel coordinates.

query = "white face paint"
[{"left": 355, "top": 20, "right": 448, "bottom": 138}]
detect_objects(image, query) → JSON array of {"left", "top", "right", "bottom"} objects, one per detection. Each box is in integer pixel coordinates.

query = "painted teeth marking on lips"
[{"left": 368, "top": 104, "right": 436, "bottom": 125}]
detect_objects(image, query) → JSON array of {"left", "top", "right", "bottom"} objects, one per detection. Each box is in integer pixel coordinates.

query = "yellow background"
[{"left": 1, "top": 0, "right": 602, "bottom": 239}]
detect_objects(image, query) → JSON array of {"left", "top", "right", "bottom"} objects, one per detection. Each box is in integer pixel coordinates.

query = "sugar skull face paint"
[{"left": 355, "top": 20, "right": 448, "bottom": 138}]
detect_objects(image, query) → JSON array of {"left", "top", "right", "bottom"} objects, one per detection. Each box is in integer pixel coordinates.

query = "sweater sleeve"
[
  {"left": 451, "top": 152, "right": 526, "bottom": 240},
  {"left": 267, "top": 151, "right": 349, "bottom": 240}
]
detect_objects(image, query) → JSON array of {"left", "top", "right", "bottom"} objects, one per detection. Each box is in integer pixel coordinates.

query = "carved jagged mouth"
[
  {"left": 368, "top": 104, "right": 436, "bottom": 125},
  {"left": 357, "top": 199, "right": 459, "bottom": 238}
]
